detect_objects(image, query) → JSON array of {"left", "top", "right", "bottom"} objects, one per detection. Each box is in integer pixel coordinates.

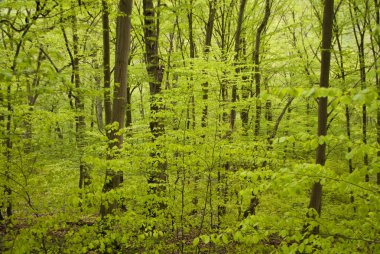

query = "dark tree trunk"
[
  {"left": 254, "top": 0, "right": 271, "bottom": 137},
  {"left": 102, "top": 0, "right": 112, "bottom": 128},
  {"left": 143, "top": 0, "right": 167, "bottom": 200},
  {"left": 201, "top": 0, "right": 217, "bottom": 128},
  {"left": 5, "top": 84, "right": 12, "bottom": 218},
  {"left": 240, "top": 37, "right": 250, "bottom": 131},
  {"left": 307, "top": 0, "right": 335, "bottom": 235},
  {"left": 230, "top": 0, "right": 247, "bottom": 130},
  {"left": 349, "top": 0, "right": 370, "bottom": 181},
  {"left": 126, "top": 86, "right": 132, "bottom": 128},
  {"left": 187, "top": 0, "right": 196, "bottom": 129},
  {"left": 70, "top": 3, "right": 89, "bottom": 190},
  {"left": 100, "top": 0, "right": 133, "bottom": 217},
  {"left": 374, "top": 0, "right": 380, "bottom": 185},
  {"left": 24, "top": 49, "right": 42, "bottom": 153},
  {"left": 268, "top": 97, "right": 294, "bottom": 144},
  {"left": 244, "top": 0, "right": 271, "bottom": 219},
  {"left": 333, "top": 11, "right": 354, "bottom": 174}
]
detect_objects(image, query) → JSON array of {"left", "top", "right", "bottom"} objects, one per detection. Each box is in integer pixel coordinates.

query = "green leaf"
[
  {"left": 252, "top": 234, "right": 260, "bottom": 244},
  {"left": 201, "top": 235, "right": 210, "bottom": 244},
  {"left": 234, "top": 231, "right": 243, "bottom": 241},
  {"left": 222, "top": 234, "right": 229, "bottom": 244}
]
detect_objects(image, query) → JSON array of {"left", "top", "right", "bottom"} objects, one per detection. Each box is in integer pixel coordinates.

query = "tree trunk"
[
  {"left": 187, "top": 0, "right": 196, "bottom": 129},
  {"left": 244, "top": 0, "right": 271, "bottom": 219},
  {"left": 102, "top": 0, "right": 112, "bottom": 128},
  {"left": 71, "top": 2, "right": 89, "bottom": 190},
  {"left": 254, "top": 0, "right": 271, "bottom": 137},
  {"left": 143, "top": 0, "right": 167, "bottom": 202},
  {"left": 101, "top": 0, "right": 133, "bottom": 217},
  {"left": 374, "top": 0, "right": 380, "bottom": 185},
  {"left": 333, "top": 11, "right": 354, "bottom": 174},
  {"left": 230, "top": 0, "right": 247, "bottom": 130},
  {"left": 201, "top": 0, "right": 217, "bottom": 128},
  {"left": 307, "top": 0, "right": 334, "bottom": 234},
  {"left": 349, "top": 0, "right": 370, "bottom": 181}
]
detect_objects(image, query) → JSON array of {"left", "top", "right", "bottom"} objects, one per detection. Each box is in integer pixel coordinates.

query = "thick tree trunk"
[
  {"left": 143, "top": 0, "right": 167, "bottom": 200},
  {"left": 307, "top": 0, "right": 334, "bottom": 234},
  {"left": 101, "top": 0, "right": 133, "bottom": 217}
]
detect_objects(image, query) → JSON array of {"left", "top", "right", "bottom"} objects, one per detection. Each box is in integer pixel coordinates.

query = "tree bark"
[
  {"left": 230, "top": 0, "right": 247, "bottom": 130},
  {"left": 102, "top": 0, "right": 112, "bottom": 128},
  {"left": 254, "top": 0, "right": 271, "bottom": 137},
  {"left": 201, "top": 0, "right": 217, "bottom": 128},
  {"left": 70, "top": 2, "right": 89, "bottom": 190},
  {"left": 143, "top": 0, "right": 167, "bottom": 200},
  {"left": 307, "top": 0, "right": 335, "bottom": 234},
  {"left": 374, "top": 0, "right": 380, "bottom": 185},
  {"left": 187, "top": 0, "right": 196, "bottom": 129},
  {"left": 333, "top": 15, "right": 354, "bottom": 174},
  {"left": 100, "top": 0, "right": 133, "bottom": 217},
  {"left": 349, "top": 0, "right": 369, "bottom": 181}
]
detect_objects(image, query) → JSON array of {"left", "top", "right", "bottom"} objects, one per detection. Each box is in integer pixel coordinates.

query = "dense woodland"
[{"left": 0, "top": 0, "right": 379, "bottom": 253}]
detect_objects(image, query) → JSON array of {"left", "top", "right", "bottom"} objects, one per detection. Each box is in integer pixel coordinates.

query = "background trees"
[{"left": 0, "top": 0, "right": 379, "bottom": 253}]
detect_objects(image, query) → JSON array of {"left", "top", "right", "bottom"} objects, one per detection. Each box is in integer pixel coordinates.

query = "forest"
[{"left": 0, "top": 0, "right": 379, "bottom": 253}]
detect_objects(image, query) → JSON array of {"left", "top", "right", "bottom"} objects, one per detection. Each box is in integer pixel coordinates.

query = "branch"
[
  {"left": 40, "top": 47, "right": 71, "bottom": 73},
  {"left": 269, "top": 97, "right": 294, "bottom": 142}
]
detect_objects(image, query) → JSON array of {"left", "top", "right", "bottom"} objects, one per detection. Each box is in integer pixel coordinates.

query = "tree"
[
  {"left": 201, "top": 0, "right": 217, "bottom": 128},
  {"left": 230, "top": 0, "right": 247, "bottom": 130},
  {"left": 142, "top": 0, "right": 167, "bottom": 211},
  {"left": 254, "top": 0, "right": 271, "bottom": 137},
  {"left": 307, "top": 0, "right": 335, "bottom": 234},
  {"left": 100, "top": 0, "right": 133, "bottom": 217}
]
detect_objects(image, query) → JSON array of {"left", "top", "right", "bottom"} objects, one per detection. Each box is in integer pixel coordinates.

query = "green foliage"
[{"left": 0, "top": 0, "right": 380, "bottom": 253}]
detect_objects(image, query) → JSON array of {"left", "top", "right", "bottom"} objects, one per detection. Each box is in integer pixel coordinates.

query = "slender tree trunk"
[
  {"left": 244, "top": 0, "right": 271, "bottom": 219},
  {"left": 0, "top": 81, "right": 4, "bottom": 221},
  {"left": 334, "top": 18, "right": 354, "bottom": 174},
  {"left": 349, "top": 0, "right": 369, "bottom": 182},
  {"left": 187, "top": 0, "right": 196, "bottom": 130},
  {"left": 216, "top": 0, "right": 235, "bottom": 125},
  {"left": 374, "top": 0, "right": 380, "bottom": 185},
  {"left": 95, "top": 73, "right": 104, "bottom": 130},
  {"left": 24, "top": 49, "right": 42, "bottom": 153},
  {"left": 268, "top": 97, "right": 294, "bottom": 144},
  {"left": 201, "top": 0, "right": 217, "bottom": 128},
  {"left": 102, "top": 0, "right": 112, "bottom": 128},
  {"left": 307, "top": 0, "right": 334, "bottom": 235},
  {"left": 241, "top": 38, "right": 250, "bottom": 131},
  {"left": 71, "top": 2, "right": 89, "bottom": 190},
  {"left": 254, "top": 0, "right": 271, "bottom": 137},
  {"left": 100, "top": 0, "right": 133, "bottom": 217},
  {"left": 126, "top": 86, "right": 132, "bottom": 128},
  {"left": 331, "top": 8, "right": 354, "bottom": 175},
  {"left": 230, "top": 0, "right": 247, "bottom": 130},
  {"left": 4, "top": 83, "right": 12, "bottom": 218}
]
